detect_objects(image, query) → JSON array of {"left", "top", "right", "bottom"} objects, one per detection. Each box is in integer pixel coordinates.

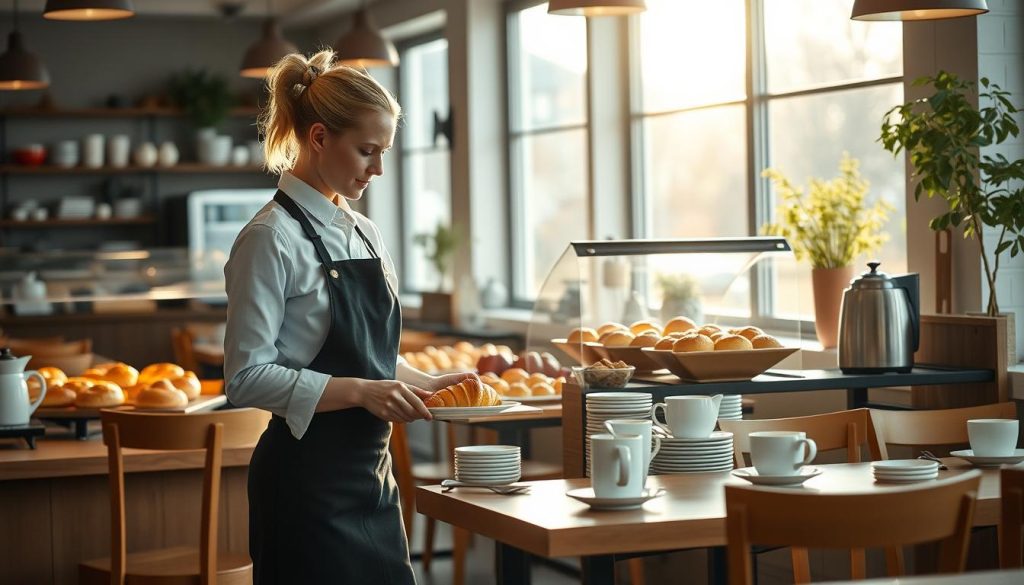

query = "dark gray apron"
[{"left": 248, "top": 191, "right": 413, "bottom": 584}]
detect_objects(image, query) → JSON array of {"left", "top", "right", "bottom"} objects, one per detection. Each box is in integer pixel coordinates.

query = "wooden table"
[
  {"left": 814, "top": 568, "right": 1024, "bottom": 584},
  {"left": 416, "top": 459, "right": 1002, "bottom": 585}
]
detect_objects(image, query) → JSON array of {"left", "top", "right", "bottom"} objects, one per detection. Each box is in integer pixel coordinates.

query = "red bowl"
[{"left": 12, "top": 146, "right": 46, "bottom": 166}]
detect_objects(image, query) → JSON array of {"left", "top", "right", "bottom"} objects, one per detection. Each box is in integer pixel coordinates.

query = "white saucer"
[
  {"left": 454, "top": 476, "right": 520, "bottom": 486},
  {"left": 429, "top": 402, "right": 520, "bottom": 420},
  {"left": 565, "top": 487, "right": 666, "bottom": 510},
  {"left": 874, "top": 473, "right": 938, "bottom": 484},
  {"left": 951, "top": 449, "right": 1024, "bottom": 468},
  {"left": 871, "top": 459, "right": 938, "bottom": 472},
  {"left": 731, "top": 466, "right": 823, "bottom": 486}
]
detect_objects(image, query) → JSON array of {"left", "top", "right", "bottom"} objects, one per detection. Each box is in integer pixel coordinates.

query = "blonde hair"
[{"left": 259, "top": 49, "right": 401, "bottom": 175}]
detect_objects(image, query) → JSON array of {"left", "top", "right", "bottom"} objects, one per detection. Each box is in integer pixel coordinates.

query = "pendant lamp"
[
  {"left": 0, "top": 0, "right": 50, "bottom": 90},
  {"left": 548, "top": 0, "right": 646, "bottom": 16},
  {"left": 43, "top": 0, "right": 134, "bottom": 21},
  {"left": 851, "top": 0, "right": 987, "bottom": 21},
  {"left": 333, "top": 6, "right": 398, "bottom": 68},
  {"left": 240, "top": 0, "right": 299, "bottom": 78}
]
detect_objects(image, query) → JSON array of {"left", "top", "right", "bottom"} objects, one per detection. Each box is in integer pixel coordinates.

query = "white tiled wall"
[{"left": 978, "top": 1, "right": 1024, "bottom": 363}]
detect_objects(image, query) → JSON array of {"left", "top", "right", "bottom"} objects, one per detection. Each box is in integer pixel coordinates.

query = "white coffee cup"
[
  {"left": 651, "top": 394, "right": 722, "bottom": 439},
  {"left": 82, "top": 133, "right": 104, "bottom": 168},
  {"left": 967, "top": 419, "right": 1019, "bottom": 457},
  {"left": 107, "top": 134, "right": 130, "bottom": 168},
  {"left": 604, "top": 419, "right": 662, "bottom": 486},
  {"left": 590, "top": 433, "right": 644, "bottom": 499},
  {"left": 749, "top": 431, "right": 817, "bottom": 476}
]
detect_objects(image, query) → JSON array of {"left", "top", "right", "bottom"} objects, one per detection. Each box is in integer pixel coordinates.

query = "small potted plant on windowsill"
[{"left": 413, "top": 223, "right": 462, "bottom": 325}]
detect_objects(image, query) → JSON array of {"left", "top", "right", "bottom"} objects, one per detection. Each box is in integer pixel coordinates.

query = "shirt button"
[{"left": 329, "top": 269, "right": 339, "bottom": 279}]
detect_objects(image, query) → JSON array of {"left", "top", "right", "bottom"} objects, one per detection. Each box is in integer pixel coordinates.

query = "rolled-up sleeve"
[{"left": 223, "top": 224, "right": 330, "bottom": 440}]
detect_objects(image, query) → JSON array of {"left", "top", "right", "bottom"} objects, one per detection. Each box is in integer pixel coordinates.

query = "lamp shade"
[
  {"left": 851, "top": 0, "right": 987, "bottom": 21},
  {"left": 548, "top": 0, "right": 646, "bottom": 16},
  {"left": 240, "top": 18, "right": 299, "bottom": 78},
  {"left": 333, "top": 8, "right": 398, "bottom": 68},
  {"left": 0, "top": 31, "right": 50, "bottom": 90},
  {"left": 43, "top": 0, "right": 134, "bottom": 20}
]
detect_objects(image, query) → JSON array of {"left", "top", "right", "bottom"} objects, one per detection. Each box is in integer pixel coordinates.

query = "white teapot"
[{"left": 0, "top": 348, "right": 46, "bottom": 427}]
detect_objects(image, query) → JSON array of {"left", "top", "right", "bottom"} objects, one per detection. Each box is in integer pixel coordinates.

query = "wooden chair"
[
  {"left": 390, "top": 422, "right": 561, "bottom": 585},
  {"left": 80, "top": 408, "right": 271, "bottom": 585},
  {"left": 869, "top": 402, "right": 1018, "bottom": 460},
  {"left": 1002, "top": 466, "right": 1024, "bottom": 568},
  {"left": 719, "top": 409, "right": 882, "bottom": 581},
  {"left": 725, "top": 471, "right": 982, "bottom": 585},
  {"left": 171, "top": 326, "right": 224, "bottom": 377}
]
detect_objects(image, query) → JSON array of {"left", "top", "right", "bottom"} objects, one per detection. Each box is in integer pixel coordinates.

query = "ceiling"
[{"left": 14, "top": 0, "right": 366, "bottom": 25}]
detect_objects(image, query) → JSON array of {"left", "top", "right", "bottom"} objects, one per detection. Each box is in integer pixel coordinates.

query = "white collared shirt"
[{"left": 223, "top": 172, "right": 426, "bottom": 440}]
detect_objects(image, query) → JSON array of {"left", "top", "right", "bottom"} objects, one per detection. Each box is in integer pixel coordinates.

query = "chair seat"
[
  {"left": 411, "top": 459, "right": 562, "bottom": 482},
  {"left": 80, "top": 546, "right": 252, "bottom": 585}
]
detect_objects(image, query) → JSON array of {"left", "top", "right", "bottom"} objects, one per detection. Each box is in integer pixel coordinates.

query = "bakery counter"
[{"left": 0, "top": 425, "right": 254, "bottom": 584}]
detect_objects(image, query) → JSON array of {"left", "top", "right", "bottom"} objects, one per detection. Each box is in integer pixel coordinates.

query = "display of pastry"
[
  {"left": 629, "top": 320, "right": 662, "bottom": 336},
  {"left": 673, "top": 332, "right": 714, "bottom": 352},
  {"left": 169, "top": 371, "right": 202, "bottom": 400},
  {"left": 505, "top": 382, "right": 531, "bottom": 398},
  {"left": 566, "top": 327, "right": 600, "bottom": 344},
  {"left": 663, "top": 316, "right": 698, "bottom": 336},
  {"left": 41, "top": 385, "right": 76, "bottom": 407},
  {"left": 84, "top": 362, "right": 139, "bottom": 388},
  {"left": 597, "top": 322, "right": 628, "bottom": 336},
  {"left": 423, "top": 378, "right": 501, "bottom": 408},
  {"left": 75, "top": 380, "right": 125, "bottom": 408},
  {"left": 751, "top": 334, "right": 783, "bottom": 349},
  {"left": 629, "top": 333, "right": 659, "bottom": 348},
  {"left": 134, "top": 379, "right": 189, "bottom": 410},
  {"left": 599, "top": 330, "right": 634, "bottom": 347},
  {"left": 138, "top": 362, "right": 186, "bottom": 385},
  {"left": 714, "top": 334, "right": 754, "bottom": 351}
]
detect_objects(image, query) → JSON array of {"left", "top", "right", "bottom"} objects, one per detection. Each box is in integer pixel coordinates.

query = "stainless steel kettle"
[{"left": 838, "top": 261, "right": 920, "bottom": 374}]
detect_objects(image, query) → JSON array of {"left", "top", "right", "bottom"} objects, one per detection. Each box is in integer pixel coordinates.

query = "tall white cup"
[
  {"left": 107, "top": 134, "right": 130, "bottom": 168},
  {"left": 82, "top": 134, "right": 104, "bottom": 168},
  {"left": 967, "top": 419, "right": 1019, "bottom": 457},
  {"left": 604, "top": 419, "right": 662, "bottom": 486},
  {"left": 749, "top": 431, "right": 817, "bottom": 476},
  {"left": 651, "top": 395, "right": 722, "bottom": 438},
  {"left": 590, "top": 433, "right": 645, "bottom": 499}
]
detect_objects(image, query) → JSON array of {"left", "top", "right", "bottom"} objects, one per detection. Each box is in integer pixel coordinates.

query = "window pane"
[
  {"left": 764, "top": 0, "right": 902, "bottom": 94},
  {"left": 402, "top": 150, "right": 452, "bottom": 292},
  {"left": 644, "top": 106, "right": 748, "bottom": 239},
  {"left": 400, "top": 38, "right": 449, "bottom": 149},
  {"left": 510, "top": 3, "right": 587, "bottom": 131},
  {"left": 638, "top": 0, "right": 746, "bottom": 112},
  {"left": 766, "top": 84, "right": 907, "bottom": 320},
  {"left": 513, "top": 129, "right": 589, "bottom": 300}
]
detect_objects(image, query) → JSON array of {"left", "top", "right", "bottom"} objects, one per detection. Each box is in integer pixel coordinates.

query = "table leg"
[
  {"left": 581, "top": 555, "right": 615, "bottom": 585},
  {"left": 75, "top": 420, "right": 89, "bottom": 440},
  {"left": 708, "top": 546, "right": 728, "bottom": 585},
  {"left": 847, "top": 387, "right": 868, "bottom": 409},
  {"left": 495, "top": 542, "right": 531, "bottom": 585}
]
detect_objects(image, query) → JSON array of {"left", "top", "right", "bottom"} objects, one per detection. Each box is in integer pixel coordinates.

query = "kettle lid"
[
  {"left": 0, "top": 347, "right": 29, "bottom": 374},
  {"left": 850, "top": 261, "right": 894, "bottom": 289},
  {"left": 0, "top": 348, "right": 17, "bottom": 361}
]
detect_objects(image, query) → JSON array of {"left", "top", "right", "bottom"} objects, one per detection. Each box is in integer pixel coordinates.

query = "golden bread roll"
[
  {"left": 479, "top": 373, "right": 501, "bottom": 385},
  {"left": 82, "top": 367, "right": 105, "bottom": 379},
  {"left": 424, "top": 378, "right": 501, "bottom": 408},
  {"left": 629, "top": 320, "right": 662, "bottom": 336},
  {"left": 736, "top": 326, "right": 765, "bottom": 341},
  {"left": 29, "top": 366, "right": 68, "bottom": 399},
  {"left": 500, "top": 368, "right": 529, "bottom": 384},
  {"left": 751, "top": 334, "right": 783, "bottom": 349},
  {"left": 490, "top": 378, "right": 511, "bottom": 396},
  {"left": 423, "top": 345, "right": 440, "bottom": 356},
  {"left": 62, "top": 377, "right": 95, "bottom": 394},
  {"left": 714, "top": 334, "right": 753, "bottom": 351},
  {"left": 530, "top": 382, "right": 556, "bottom": 396},
  {"left": 672, "top": 333, "right": 714, "bottom": 352},
  {"left": 597, "top": 322, "right": 628, "bottom": 336},
  {"left": 526, "top": 372, "right": 551, "bottom": 387},
  {"left": 103, "top": 364, "right": 140, "bottom": 388},
  {"left": 75, "top": 380, "right": 125, "bottom": 408},
  {"left": 505, "top": 382, "right": 531, "bottom": 398},
  {"left": 139, "top": 363, "right": 186, "bottom": 385},
  {"left": 453, "top": 340, "right": 476, "bottom": 353},
  {"left": 567, "top": 327, "right": 599, "bottom": 344},
  {"left": 41, "top": 385, "right": 76, "bottom": 407},
  {"left": 122, "top": 383, "right": 146, "bottom": 405},
  {"left": 599, "top": 330, "right": 635, "bottom": 347},
  {"left": 709, "top": 331, "right": 727, "bottom": 341},
  {"left": 170, "top": 371, "right": 201, "bottom": 400},
  {"left": 697, "top": 325, "right": 723, "bottom": 337},
  {"left": 663, "top": 316, "right": 698, "bottom": 336},
  {"left": 553, "top": 377, "right": 565, "bottom": 394},
  {"left": 654, "top": 336, "right": 677, "bottom": 350},
  {"left": 135, "top": 379, "right": 188, "bottom": 410},
  {"left": 479, "top": 343, "right": 498, "bottom": 355},
  {"left": 630, "top": 334, "right": 659, "bottom": 348}
]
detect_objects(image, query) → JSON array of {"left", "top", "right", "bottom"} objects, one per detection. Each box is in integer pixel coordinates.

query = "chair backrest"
[
  {"left": 171, "top": 326, "right": 200, "bottom": 372},
  {"left": 1002, "top": 466, "right": 1024, "bottom": 569},
  {"left": 100, "top": 408, "right": 270, "bottom": 584},
  {"left": 719, "top": 408, "right": 879, "bottom": 468},
  {"left": 869, "top": 402, "right": 1018, "bottom": 459},
  {"left": 725, "top": 471, "right": 981, "bottom": 585}
]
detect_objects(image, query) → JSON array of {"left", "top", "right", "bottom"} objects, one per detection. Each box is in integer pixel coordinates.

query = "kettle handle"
[
  {"left": 892, "top": 274, "right": 921, "bottom": 353},
  {"left": 25, "top": 371, "right": 47, "bottom": 415}
]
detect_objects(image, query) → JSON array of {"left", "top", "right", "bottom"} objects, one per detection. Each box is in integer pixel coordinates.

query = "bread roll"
[
  {"left": 654, "top": 336, "right": 677, "bottom": 350},
  {"left": 751, "top": 334, "right": 783, "bottom": 349},
  {"left": 75, "top": 380, "right": 125, "bottom": 408},
  {"left": 629, "top": 320, "right": 662, "bottom": 336},
  {"left": 673, "top": 333, "right": 714, "bottom": 352},
  {"left": 526, "top": 372, "right": 551, "bottom": 387},
  {"left": 630, "top": 333, "right": 659, "bottom": 348},
  {"left": 122, "top": 383, "right": 146, "bottom": 405},
  {"left": 530, "top": 382, "right": 556, "bottom": 396},
  {"left": 736, "top": 326, "right": 765, "bottom": 341},
  {"left": 505, "top": 382, "right": 531, "bottom": 398},
  {"left": 423, "top": 378, "right": 501, "bottom": 408},
  {"left": 708, "top": 331, "right": 728, "bottom": 342},
  {"left": 135, "top": 379, "right": 188, "bottom": 410},
  {"left": 104, "top": 364, "right": 140, "bottom": 388},
  {"left": 62, "top": 377, "right": 95, "bottom": 394},
  {"left": 663, "top": 316, "right": 698, "bottom": 336},
  {"left": 139, "top": 363, "right": 186, "bottom": 385},
  {"left": 29, "top": 366, "right": 68, "bottom": 399},
  {"left": 600, "top": 330, "right": 635, "bottom": 347},
  {"left": 553, "top": 377, "right": 565, "bottom": 394},
  {"left": 697, "top": 325, "right": 723, "bottom": 337},
  {"left": 41, "top": 385, "right": 76, "bottom": 407},
  {"left": 490, "top": 378, "right": 511, "bottom": 396},
  {"left": 170, "top": 371, "right": 201, "bottom": 400},
  {"left": 567, "top": 327, "right": 599, "bottom": 344},
  {"left": 500, "top": 368, "right": 529, "bottom": 384},
  {"left": 597, "top": 322, "right": 628, "bottom": 336},
  {"left": 453, "top": 341, "right": 476, "bottom": 354},
  {"left": 715, "top": 334, "right": 753, "bottom": 351}
]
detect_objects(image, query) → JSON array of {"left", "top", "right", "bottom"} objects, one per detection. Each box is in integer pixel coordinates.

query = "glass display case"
[{"left": 525, "top": 237, "right": 807, "bottom": 380}]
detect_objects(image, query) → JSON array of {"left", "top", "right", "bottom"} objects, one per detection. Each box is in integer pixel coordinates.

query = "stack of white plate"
[
  {"left": 650, "top": 431, "right": 735, "bottom": 474},
  {"left": 454, "top": 445, "right": 522, "bottom": 486},
  {"left": 718, "top": 395, "right": 743, "bottom": 420},
  {"left": 871, "top": 459, "right": 939, "bottom": 483},
  {"left": 585, "top": 392, "right": 654, "bottom": 476}
]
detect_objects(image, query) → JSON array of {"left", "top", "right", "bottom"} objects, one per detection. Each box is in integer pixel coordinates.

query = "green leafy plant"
[
  {"left": 413, "top": 223, "right": 461, "bottom": 292},
  {"left": 657, "top": 273, "right": 700, "bottom": 302},
  {"left": 880, "top": 71, "right": 1024, "bottom": 316},
  {"left": 167, "top": 69, "right": 234, "bottom": 129},
  {"left": 761, "top": 153, "right": 893, "bottom": 269}
]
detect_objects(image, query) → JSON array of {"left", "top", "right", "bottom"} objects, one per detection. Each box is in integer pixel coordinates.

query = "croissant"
[{"left": 424, "top": 378, "right": 501, "bottom": 408}]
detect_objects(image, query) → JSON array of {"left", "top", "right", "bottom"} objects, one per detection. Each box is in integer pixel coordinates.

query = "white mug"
[
  {"left": 590, "top": 433, "right": 644, "bottom": 499},
  {"left": 82, "top": 133, "right": 104, "bottom": 168},
  {"left": 651, "top": 395, "right": 722, "bottom": 438},
  {"left": 749, "top": 431, "right": 817, "bottom": 476},
  {"left": 967, "top": 419, "right": 1019, "bottom": 457},
  {"left": 107, "top": 134, "right": 130, "bottom": 168},
  {"left": 604, "top": 419, "right": 662, "bottom": 486}
]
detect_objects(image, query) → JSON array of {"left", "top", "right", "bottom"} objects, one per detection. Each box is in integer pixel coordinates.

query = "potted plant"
[
  {"left": 413, "top": 223, "right": 462, "bottom": 324},
  {"left": 168, "top": 69, "right": 235, "bottom": 166},
  {"left": 657, "top": 273, "right": 703, "bottom": 324},
  {"left": 761, "top": 153, "right": 894, "bottom": 348}
]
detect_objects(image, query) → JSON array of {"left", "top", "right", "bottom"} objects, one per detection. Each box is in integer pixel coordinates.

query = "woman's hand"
[
  {"left": 424, "top": 371, "right": 481, "bottom": 393},
  {"left": 360, "top": 380, "right": 434, "bottom": 423}
]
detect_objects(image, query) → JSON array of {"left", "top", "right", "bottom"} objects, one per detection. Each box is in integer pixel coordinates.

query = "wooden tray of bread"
[
  {"left": 641, "top": 347, "right": 798, "bottom": 382},
  {"left": 36, "top": 394, "right": 227, "bottom": 418},
  {"left": 550, "top": 338, "right": 605, "bottom": 365}
]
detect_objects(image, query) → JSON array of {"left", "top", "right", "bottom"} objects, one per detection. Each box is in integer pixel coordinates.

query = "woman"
[{"left": 223, "top": 50, "right": 474, "bottom": 584}]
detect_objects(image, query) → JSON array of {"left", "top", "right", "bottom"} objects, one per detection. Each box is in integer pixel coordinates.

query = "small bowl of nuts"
[{"left": 572, "top": 359, "right": 635, "bottom": 388}]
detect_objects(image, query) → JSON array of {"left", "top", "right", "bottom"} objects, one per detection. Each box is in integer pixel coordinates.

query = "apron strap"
[
  {"left": 273, "top": 190, "right": 336, "bottom": 270},
  {"left": 353, "top": 224, "right": 381, "bottom": 260}
]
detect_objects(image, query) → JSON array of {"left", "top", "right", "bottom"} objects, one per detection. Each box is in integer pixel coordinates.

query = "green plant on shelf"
[
  {"left": 167, "top": 69, "right": 235, "bottom": 130},
  {"left": 413, "top": 223, "right": 461, "bottom": 293}
]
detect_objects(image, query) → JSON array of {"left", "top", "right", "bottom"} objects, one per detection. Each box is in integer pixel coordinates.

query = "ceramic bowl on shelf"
[{"left": 12, "top": 144, "right": 46, "bottom": 166}]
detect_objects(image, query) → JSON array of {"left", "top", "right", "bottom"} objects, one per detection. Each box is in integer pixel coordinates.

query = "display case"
[{"left": 525, "top": 237, "right": 806, "bottom": 382}]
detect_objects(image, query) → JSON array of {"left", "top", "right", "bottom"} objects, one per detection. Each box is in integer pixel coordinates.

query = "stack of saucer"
[
  {"left": 454, "top": 445, "right": 522, "bottom": 486},
  {"left": 718, "top": 395, "right": 743, "bottom": 420},
  {"left": 585, "top": 392, "right": 654, "bottom": 475},
  {"left": 650, "top": 431, "right": 734, "bottom": 474},
  {"left": 871, "top": 459, "right": 939, "bottom": 483}
]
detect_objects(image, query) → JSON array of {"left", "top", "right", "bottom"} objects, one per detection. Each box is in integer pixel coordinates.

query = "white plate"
[
  {"left": 565, "top": 487, "right": 665, "bottom": 510},
  {"left": 456, "top": 461, "right": 521, "bottom": 469},
  {"left": 950, "top": 449, "right": 1024, "bottom": 468},
  {"left": 652, "top": 466, "right": 734, "bottom": 474},
  {"left": 588, "top": 392, "right": 654, "bottom": 400},
  {"left": 872, "top": 467, "right": 942, "bottom": 477},
  {"left": 732, "top": 466, "right": 823, "bottom": 486},
  {"left": 659, "top": 432, "right": 734, "bottom": 444},
  {"left": 874, "top": 474, "right": 938, "bottom": 484},
  {"left": 871, "top": 460, "right": 938, "bottom": 472},
  {"left": 429, "top": 401, "right": 520, "bottom": 420},
  {"left": 456, "top": 472, "right": 522, "bottom": 481},
  {"left": 658, "top": 443, "right": 735, "bottom": 452},
  {"left": 656, "top": 453, "right": 734, "bottom": 462},
  {"left": 454, "top": 445, "right": 520, "bottom": 456},
  {"left": 453, "top": 476, "right": 521, "bottom": 486}
]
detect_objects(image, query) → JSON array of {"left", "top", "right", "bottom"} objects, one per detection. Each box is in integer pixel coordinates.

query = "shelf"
[
  {"left": 0, "top": 106, "right": 259, "bottom": 119},
  {"left": 0, "top": 164, "right": 266, "bottom": 175},
  {"left": 0, "top": 216, "right": 156, "bottom": 228}
]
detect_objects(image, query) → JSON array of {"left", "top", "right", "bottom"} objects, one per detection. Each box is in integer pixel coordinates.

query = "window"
[
  {"left": 507, "top": 1, "right": 589, "bottom": 304},
  {"left": 398, "top": 35, "right": 451, "bottom": 293},
  {"left": 633, "top": 0, "right": 906, "bottom": 324}
]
